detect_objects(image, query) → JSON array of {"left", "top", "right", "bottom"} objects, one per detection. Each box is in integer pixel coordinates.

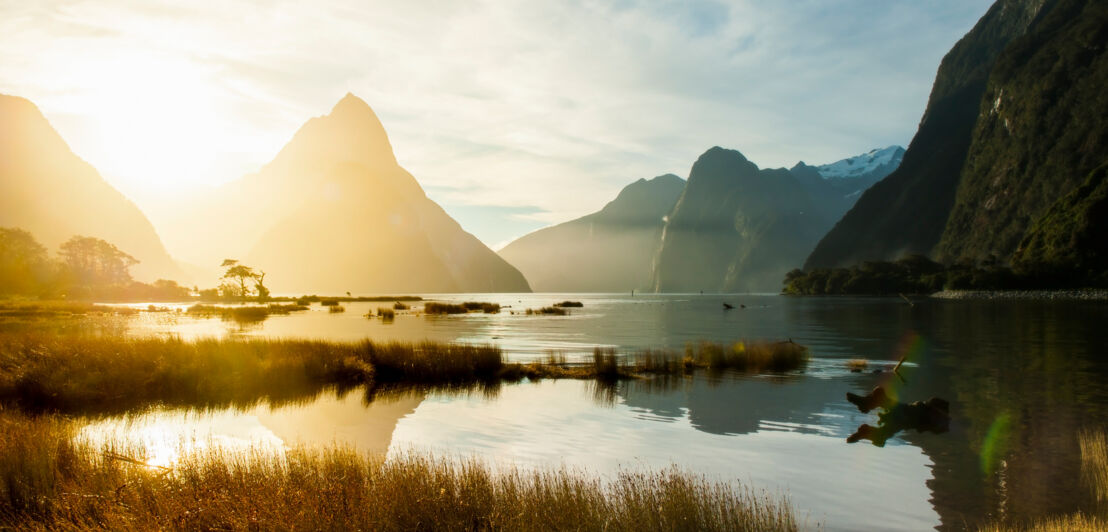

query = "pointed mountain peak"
[
  {"left": 330, "top": 92, "right": 374, "bottom": 117},
  {"left": 262, "top": 93, "right": 398, "bottom": 177}
]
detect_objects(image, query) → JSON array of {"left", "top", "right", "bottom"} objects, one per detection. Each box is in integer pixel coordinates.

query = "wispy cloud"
[{"left": 0, "top": 0, "right": 992, "bottom": 247}]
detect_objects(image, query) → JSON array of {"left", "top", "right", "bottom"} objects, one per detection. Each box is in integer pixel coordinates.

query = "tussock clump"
[
  {"left": 425, "top": 302, "right": 501, "bottom": 314},
  {"left": 553, "top": 301, "right": 584, "bottom": 308}
]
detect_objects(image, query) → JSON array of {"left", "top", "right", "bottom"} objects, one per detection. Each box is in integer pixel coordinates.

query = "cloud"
[{"left": 0, "top": 0, "right": 993, "bottom": 247}]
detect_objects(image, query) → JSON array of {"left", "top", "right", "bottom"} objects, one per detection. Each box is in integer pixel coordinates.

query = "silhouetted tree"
[
  {"left": 221, "top": 259, "right": 268, "bottom": 302},
  {"left": 254, "top": 271, "right": 270, "bottom": 302},
  {"left": 59, "top": 236, "right": 138, "bottom": 289}
]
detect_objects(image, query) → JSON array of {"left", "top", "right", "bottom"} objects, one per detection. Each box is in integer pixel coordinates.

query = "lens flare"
[{"left": 980, "top": 413, "right": 1012, "bottom": 475}]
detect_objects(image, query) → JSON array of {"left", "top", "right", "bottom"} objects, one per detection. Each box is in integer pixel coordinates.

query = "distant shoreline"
[{"left": 930, "top": 289, "right": 1108, "bottom": 301}]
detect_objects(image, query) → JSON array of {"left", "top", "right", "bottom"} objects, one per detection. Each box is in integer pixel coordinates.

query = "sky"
[{"left": 0, "top": 0, "right": 993, "bottom": 250}]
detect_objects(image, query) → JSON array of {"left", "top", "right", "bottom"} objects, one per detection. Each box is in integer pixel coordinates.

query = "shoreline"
[{"left": 930, "top": 289, "right": 1108, "bottom": 301}]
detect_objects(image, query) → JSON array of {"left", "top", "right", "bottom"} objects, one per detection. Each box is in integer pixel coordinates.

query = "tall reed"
[{"left": 0, "top": 410, "right": 800, "bottom": 531}]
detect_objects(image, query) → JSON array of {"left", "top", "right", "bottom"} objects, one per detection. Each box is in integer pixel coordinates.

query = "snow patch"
[{"left": 813, "top": 145, "right": 905, "bottom": 180}]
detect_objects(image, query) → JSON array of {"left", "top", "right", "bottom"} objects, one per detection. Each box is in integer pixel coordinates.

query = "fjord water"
[{"left": 88, "top": 295, "right": 1108, "bottom": 531}]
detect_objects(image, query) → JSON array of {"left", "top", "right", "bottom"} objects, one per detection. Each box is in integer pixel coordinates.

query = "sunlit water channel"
[{"left": 78, "top": 294, "right": 1108, "bottom": 531}]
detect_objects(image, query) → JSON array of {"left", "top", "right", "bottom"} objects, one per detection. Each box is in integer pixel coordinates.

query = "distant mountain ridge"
[
  {"left": 499, "top": 145, "right": 902, "bottom": 293},
  {"left": 0, "top": 94, "right": 182, "bottom": 282},
  {"left": 498, "top": 174, "right": 685, "bottom": 292}
]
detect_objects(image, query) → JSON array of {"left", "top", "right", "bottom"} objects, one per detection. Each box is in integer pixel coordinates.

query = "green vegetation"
[
  {"left": 527, "top": 306, "right": 567, "bottom": 315},
  {"left": 554, "top": 300, "right": 584, "bottom": 308},
  {"left": 1010, "top": 165, "right": 1108, "bottom": 288},
  {"left": 424, "top": 301, "right": 501, "bottom": 315},
  {"left": 783, "top": 254, "right": 1032, "bottom": 295},
  {"left": 0, "top": 411, "right": 799, "bottom": 532}
]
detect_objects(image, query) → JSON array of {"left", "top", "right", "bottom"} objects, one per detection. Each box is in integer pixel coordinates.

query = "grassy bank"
[
  {"left": 980, "top": 430, "right": 1107, "bottom": 531},
  {"left": 0, "top": 333, "right": 807, "bottom": 414},
  {"left": 0, "top": 411, "right": 799, "bottom": 531}
]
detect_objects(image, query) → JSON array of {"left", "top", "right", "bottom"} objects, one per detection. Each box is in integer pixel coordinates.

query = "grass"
[
  {"left": 0, "top": 334, "right": 375, "bottom": 413},
  {"left": 424, "top": 301, "right": 501, "bottom": 315},
  {"left": 377, "top": 307, "right": 396, "bottom": 320},
  {"left": 186, "top": 303, "right": 308, "bottom": 323},
  {"left": 0, "top": 333, "right": 809, "bottom": 415},
  {"left": 0, "top": 300, "right": 132, "bottom": 318},
  {"left": 554, "top": 300, "right": 584, "bottom": 308},
  {"left": 0, "top": 410, "right": 800, "bottom": 531},
  {"left": 320, "top": 299, "right": 340, "bottom": 307},
  {"left": 527, "top": 306, "right": 567, "bottom": 315},
  {"left": 1082, "top": 429, "right": 1108, "bottom": 509},
  {"left": 393, "top": 301, "right": 409, "bottom": 310},
  {"left": 328, "top": 304, "right": 346, "bottom": 313},
  {"left": 280, "top": 295, "right": 423, "bottom": 303},
  {"left": 845, "top": 359, "right": 869, "bottom": 371},
  {"left": 632, "top": 341, "right": 809, "bottom": 374},
  {"left": 980, "top": 430, "right": 1107, "bottom": 531}
]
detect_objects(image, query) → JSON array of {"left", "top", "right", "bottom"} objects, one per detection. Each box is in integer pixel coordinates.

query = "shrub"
[{"left": 553, "top": 301, "right": 584, "bottom": 308}]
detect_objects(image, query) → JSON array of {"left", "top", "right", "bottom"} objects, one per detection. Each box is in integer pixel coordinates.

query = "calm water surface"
[{"left": 83, "top": 294, "right": 1108, "bottom": 531}]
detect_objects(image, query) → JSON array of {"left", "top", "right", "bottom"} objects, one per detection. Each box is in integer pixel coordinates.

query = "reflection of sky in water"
[
  {"left": 77, "top": 374, "right": 937, "bottom": 532},
  {"left": 84, "top": 295, "right": 1108, "bottom": 530},
  {"left": 391, "top": 380, "right": 935, "bottom": 532}
]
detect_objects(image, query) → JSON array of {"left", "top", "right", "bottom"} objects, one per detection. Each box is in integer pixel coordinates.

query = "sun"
[{"left": 51, "top": 49, "right": 238, "bottom": 193}]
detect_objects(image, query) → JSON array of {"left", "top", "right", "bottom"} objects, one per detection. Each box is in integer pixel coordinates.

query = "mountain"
[
  {"left": 934, "top": 0, "right": 1108, "bottom": 268},
  {"left": 804, "top": 0, "right": 1108, "bottom": 277},
  {"left": 0, "top": 94, "right": 182, "bottom": 282},
  {"left": 205, "top": 94, "right": 529, "bottom": 293},
  {"left": 790, "top": 146, "right": 905, "bottom": 202},
  {"left": 805, "top": 0, "right": 1048, "bottom": 269},
  {"left": 807, "top": 146, "right": 905, "bottom": 181},
  {"left": 650, "top": 147, "right": 848, "bottom": 293},
  {"left": 498, "top": 174, "right": 685, "bottom": 292}
]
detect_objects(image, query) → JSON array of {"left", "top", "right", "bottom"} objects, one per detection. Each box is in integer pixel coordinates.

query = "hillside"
[
  {"left": 934, "top": 0, "right": 1108, "bottom": 266},
  {"left": 804, "top": 0, "right": 1047, "bottom": 269},
  {"left": 0, "top": 94, "right": 181, "bottom": 282}
]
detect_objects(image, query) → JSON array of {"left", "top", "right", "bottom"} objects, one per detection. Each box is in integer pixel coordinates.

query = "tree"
[
  {"left": 254, "top": 271, "right": 270, "bottom": 302},
  {"left": 220, "top": 259, "right": 268, "bottom": 302},
  {"left": 0, "top": 227, "right": 51, "bottom": 295},
  {"left": 59, "top": 236, "right": 138, "bottom": 288}
]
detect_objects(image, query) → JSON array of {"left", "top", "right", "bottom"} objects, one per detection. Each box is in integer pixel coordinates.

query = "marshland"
[{"left": 1, "top": 293, "right": 1106, "bottom": 530}]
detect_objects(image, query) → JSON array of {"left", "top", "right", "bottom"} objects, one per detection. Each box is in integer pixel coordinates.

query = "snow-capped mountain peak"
[{"left": 813, "top": 145, "right": 905, "bottom": 180}]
